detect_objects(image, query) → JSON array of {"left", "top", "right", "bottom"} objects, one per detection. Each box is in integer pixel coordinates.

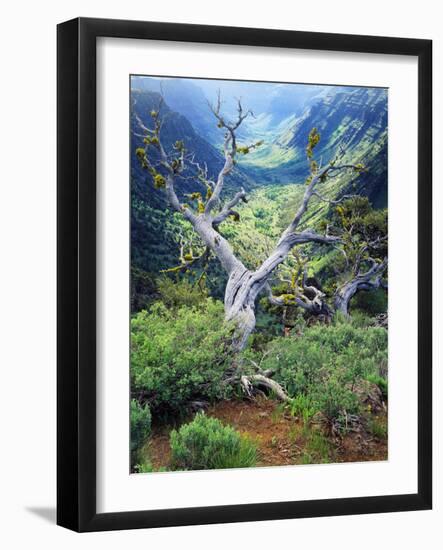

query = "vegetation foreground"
[{"left": 131, "top": 292, "right": 388, "bottom": 473}]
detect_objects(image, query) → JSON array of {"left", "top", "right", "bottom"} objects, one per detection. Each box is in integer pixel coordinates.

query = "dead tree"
[{"left": 134, "top": 93, "right": 377, "bottom": 351}]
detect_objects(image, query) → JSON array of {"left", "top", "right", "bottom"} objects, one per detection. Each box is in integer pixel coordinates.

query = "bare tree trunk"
[
  {"left": 226, "top": 304, "right": 257, "bottom": 352},
  {"left": 334, "top": 259, "right": 387, "bottom": 316},
  {"left": 134, "top": 94, "right": 370, "bottom": 352},
  {"left": 222, "top": 231, "right": 343, "bottom": 351},
  {"left": 335, "top": 280, "right": 364, "bottom": 316},
  {"left": 224, "top": 266, "right": 259, "bottom": 352}
]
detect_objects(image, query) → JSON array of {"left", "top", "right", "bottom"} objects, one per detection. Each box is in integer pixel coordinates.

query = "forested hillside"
[{"left": 130, "top": 79, "right": 387, "bottom": 309}]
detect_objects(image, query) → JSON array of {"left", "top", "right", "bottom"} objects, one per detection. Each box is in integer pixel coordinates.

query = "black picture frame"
[{"left": 57, "top": 17, "right": 432, "bottom": 532}]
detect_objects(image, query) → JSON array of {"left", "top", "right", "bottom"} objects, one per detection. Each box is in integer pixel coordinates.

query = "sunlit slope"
[
  {"left": 129, "top": 82, "right": 388, "bottom": 308},
  {"left": 237, "top": 88, "right": 387, "bottom": 208}
]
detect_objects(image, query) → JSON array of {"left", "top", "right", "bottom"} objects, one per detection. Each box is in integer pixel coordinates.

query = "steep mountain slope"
[
  {"left": 131, "top": 80, "right": 387, "bottom": 203},
  {"left": 240, "top": 87, "right": 388, "bottom": 207},
  {"left": 129, "top": 82, "right": 388, "bottom": 310},
  {"left": 130, "top": 89, "right": 253, "bottom": 279},
  {"left": 131, "top": 77, "right": 221, "bottom": 146},
  {"left": 132, "top": 77, "right": 331, "bottom": 146},
  {"left": 131, "top": 89, "right": 253, "bottom": 201},
  {"left": 261, "top": 84, "right": 329, "bottom": 126}
]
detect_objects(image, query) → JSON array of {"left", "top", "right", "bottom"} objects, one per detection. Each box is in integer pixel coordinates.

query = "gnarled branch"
[
  {"left": 240, "top": 374, "right": 289, "bottom": 402},
  {"left": 212, "top": 188, "right": 248, "bottom": 226},
  {"left": 265, "top": 282, "right": 327, "bottom": 315},
  {"left": 335, "top": 257, "right": 388, "bottom": 315},
  {"left": 205, "top": 93, "right": 253, "bottom": 214}
]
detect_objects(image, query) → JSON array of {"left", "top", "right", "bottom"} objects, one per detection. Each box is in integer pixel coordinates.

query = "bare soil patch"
[{"left": 145, "top": 396, "right": 387, "bottom": 470}]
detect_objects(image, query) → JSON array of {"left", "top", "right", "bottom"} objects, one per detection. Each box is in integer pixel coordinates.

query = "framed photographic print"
[{"left": 57, "top": 17, "right": 432, "bottom": 532}]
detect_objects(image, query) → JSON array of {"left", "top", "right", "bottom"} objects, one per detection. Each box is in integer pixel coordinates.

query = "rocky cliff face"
[
  {"left": 240, "top": 87, "right": 388, "bottom": 207},
  {"left": 286, "top": 87, "right": 388, "bottom": 207}
]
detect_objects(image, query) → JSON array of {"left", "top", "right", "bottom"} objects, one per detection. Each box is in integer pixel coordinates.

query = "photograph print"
[{"left": 130, "top": 75, "right": 388, "bottom": 474}]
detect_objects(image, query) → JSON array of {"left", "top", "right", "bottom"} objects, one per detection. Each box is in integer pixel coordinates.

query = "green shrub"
[
  {"left": 255, "top": 323, "right": 387, "bottom": 429},
  {"left": 367, "top": 373, "right": 388, "bottom": 399},
  {"left": 311, "top": 375, "right": 359, "bottom": 426},
  {"left": 337, "top": 310, "right": 373, "bottom": 329},
  {"left": 289, "top": 393, "right": 317, "bottom": 425},
  {"left": 133, "top": 460, "right": 155, "bottom": 473},
  {"left": 130, "top": 399, "right": 151, "bottom": 452},
  {"left": 260, "top": 324, "right": 387, "bottom": 392},
  {"left": 368, "top": 416, "right": 388, "bottom": 439},
  {"left": 300, "top": 429, "right": 332, "bottom": 464},
  {"left": 133, "top": 460, "right": 168, "bottom": 473},
  {"left": 156, "top": 275, "right": 208, "bottom": 310},
  {"left": 170, "top": 412, "right": 257, "bottom": 470},
  {"left": 350, "top": 288, "right": 387, "bottom": 316},
  {"left": 131, "top": 299, "right": 234, "bottom": 412}
]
